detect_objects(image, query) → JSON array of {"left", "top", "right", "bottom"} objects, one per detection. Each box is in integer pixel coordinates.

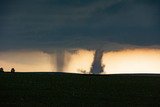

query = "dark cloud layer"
[{"left": 0, "top": 0, "right": 160, "bottom": 51}]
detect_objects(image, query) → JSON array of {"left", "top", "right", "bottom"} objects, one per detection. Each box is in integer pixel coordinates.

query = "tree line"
[{"left": 0, "top": 67, "right": 15, "bottom": 73}]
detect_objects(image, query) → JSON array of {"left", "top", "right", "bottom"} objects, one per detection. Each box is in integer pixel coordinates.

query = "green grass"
[{"left": 0, "top": 73, "right": 160, "bottom": 106}]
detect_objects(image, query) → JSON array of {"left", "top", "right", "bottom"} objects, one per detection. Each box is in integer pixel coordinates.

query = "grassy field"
[{"left": 0, "top": 72, "right": 160, "bottom": 106}]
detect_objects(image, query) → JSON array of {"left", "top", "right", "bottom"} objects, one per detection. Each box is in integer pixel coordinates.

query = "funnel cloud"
[
  {"left": 90, "top": 49, "right": 105, "bottom": 74},
  {"left": 55, "top": 49, "right": 65, "bottom": 72}
]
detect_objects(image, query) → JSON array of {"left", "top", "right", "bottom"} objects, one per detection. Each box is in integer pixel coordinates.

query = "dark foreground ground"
[{"left": 0, "top": 72, "right": 160, "bottom": 107}]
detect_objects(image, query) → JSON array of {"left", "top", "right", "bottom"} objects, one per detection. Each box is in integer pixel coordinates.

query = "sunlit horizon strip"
[{"left": 1, "top": 48, "right": 160, "bottom": 74}]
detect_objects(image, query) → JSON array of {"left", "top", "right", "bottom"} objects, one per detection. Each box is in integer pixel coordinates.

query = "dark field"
[{"left": 0, "top": 73, "right": 160, "bottom": 106}]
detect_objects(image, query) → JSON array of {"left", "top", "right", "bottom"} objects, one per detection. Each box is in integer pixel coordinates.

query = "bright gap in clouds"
[
  {"left": 1, "top": 48, "right": 160, "bottom": 74},
  {"left": 103, "top": 49, "right": 160, "bottom": 74},
  {"left": 64, "top": 49, "right": 94, "bottom": 73},
  {"left": 0, "top": 51, "right": 53, "bottom": 72}
]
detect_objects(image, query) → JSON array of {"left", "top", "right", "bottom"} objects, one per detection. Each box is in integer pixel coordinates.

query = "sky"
[
  {"left": 1, "top": 49, "right": 160, "bottom": 73},
  {"left": 0, "top": 0, "right": 160, "bottom": 51},
  {"left": 0, "top": 0, "right": 160, "bottom": 73}
]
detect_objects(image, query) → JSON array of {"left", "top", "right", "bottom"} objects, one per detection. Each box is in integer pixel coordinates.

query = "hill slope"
[{"left": 0, "top": 73, "right": 160, "bottom": 106}]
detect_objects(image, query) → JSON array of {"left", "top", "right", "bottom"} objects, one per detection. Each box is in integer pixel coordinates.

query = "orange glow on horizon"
[
  {"left": 103, "top": 49, "right": 160, "bottom": 74},
  {"left": 0, "top": 51, "right": 53, "bottom": 72},
  {"left": 1, "top": 48, "right": 160, "bottom": 74},
  {"left": 64, "top": 49, "right": 94, "bottom": 73}
]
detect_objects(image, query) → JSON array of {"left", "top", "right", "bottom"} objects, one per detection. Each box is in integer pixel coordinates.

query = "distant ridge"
[{"left": 2, "top": 72, "right": 160, "bottom": 76}]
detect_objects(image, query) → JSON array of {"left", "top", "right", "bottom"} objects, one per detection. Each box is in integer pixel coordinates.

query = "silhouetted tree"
[
  {"left": 11, "top": 68, "right": 15, "bottom": 73},
  {"left": 0, "top": 67, "right": 4, "bottom": 73}
]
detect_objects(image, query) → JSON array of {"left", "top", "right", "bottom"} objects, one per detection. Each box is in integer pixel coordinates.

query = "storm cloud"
[{"left": 0, "top": 0, "right": 160, "bottom": 51}]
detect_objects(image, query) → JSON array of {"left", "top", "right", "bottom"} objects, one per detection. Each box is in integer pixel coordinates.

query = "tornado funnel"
[{"left": 90, "top": 49, "right": 104, "bottom": 74}]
